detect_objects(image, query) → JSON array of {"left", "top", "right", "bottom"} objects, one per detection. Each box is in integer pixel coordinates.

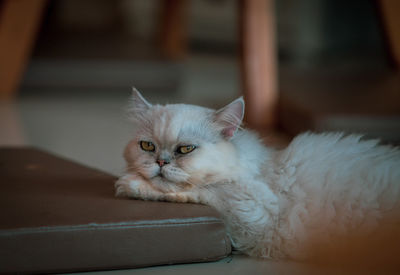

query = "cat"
[{"left": 115, "top": 88, "right": 400, "bottom": 260}]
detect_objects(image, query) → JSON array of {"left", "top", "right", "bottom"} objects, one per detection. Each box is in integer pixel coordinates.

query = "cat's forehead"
[{"left": 138, "top": 104, "right": 217, "bottom": 144}]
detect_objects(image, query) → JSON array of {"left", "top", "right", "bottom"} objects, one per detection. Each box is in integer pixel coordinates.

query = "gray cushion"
[{"left": 0, "top": 148, "right": 231, "bottom": 274}]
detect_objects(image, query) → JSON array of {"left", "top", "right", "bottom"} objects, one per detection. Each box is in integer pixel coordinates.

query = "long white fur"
[{"left": 116, "top": 90, "right": 400, "bottom": 259}]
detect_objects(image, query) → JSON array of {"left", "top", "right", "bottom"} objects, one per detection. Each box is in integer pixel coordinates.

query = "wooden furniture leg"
[
  {"left": 0, "top": 0, "right": 47, "bottom": 99},
  {"left": 158, "top": 0, "right": 188, "bottom": 60},
  {"left": 239, "top": 0, "right": 278, "bottom": 130},
  {"left": 379, "top": 0, "right": 400, "bottom": 69}
]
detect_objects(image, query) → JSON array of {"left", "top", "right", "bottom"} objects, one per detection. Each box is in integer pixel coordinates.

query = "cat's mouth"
[
  {"left": 149, "top": 166, "right": 191, "bottom": 187},
  {"left": 154, "top": 171, "right": 169, "bottom": 181},
  {"left": 156, "top": 168, "right": 173, "bottom": 180},
  {"left": 153, "top": 171, "right": 183, "bottom": 185}
]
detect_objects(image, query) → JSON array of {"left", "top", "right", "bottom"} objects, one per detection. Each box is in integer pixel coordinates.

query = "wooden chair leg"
[
  {"left": 158, "top": 0, "right": 188, "bottom": 60},
  {"left": 379, "top": 0, "right": 400, "bottom": 69},
  {"left": 0, "top": 0, "right": 47, "bottom": 99},
  {"left": 239, "top": 0, "right": 278, "bottom": 130}
]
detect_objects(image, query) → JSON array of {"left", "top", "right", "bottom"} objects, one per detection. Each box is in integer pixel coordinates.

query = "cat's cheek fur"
[
  {"left": 139, "top": 164, "right": 159, "bottom": 180},
  {"left": 160, "top": 165, "right": 190, "bottom": 183},
  {"left": 124, "top": 143, "right": 160, "bottom": 180},
  {"left": 181, "top": 142, "right": 239, "bottom": 185},
  {"left": 123, "top": 139, "right": 141, "bottom": 165}
]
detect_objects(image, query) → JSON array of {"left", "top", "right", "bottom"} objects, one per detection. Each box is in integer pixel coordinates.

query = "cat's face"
[{"left": 124, "top": 89, "right": 244, "bottom": 193}]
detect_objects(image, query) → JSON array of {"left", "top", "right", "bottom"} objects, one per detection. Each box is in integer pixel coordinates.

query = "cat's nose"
[{"left": 156, "top": 159, "right": 170, "bottom": 167}]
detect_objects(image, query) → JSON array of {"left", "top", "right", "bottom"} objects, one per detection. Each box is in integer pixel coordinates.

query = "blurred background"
[{"left": 1, "top": 0, "right": 399, "bottom": 176}]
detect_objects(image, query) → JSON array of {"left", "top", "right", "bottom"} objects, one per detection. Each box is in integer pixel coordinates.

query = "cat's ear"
[
  {"left": 129, "top": 87, "right": 152, "bottom": 113},
  {"left": 214, "top": 97, "right": 245, "bottom": 139}
]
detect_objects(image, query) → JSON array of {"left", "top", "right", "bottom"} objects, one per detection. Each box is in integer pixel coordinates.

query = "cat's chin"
[
  {"left": 149, "top": 175, "right": 192, "bottom": 193},
  {"left": 151, "top": 174, "right": 178, "bottom": 186},
  {"left": 152, "top": 174, "right": 170, "bottom": 182}
]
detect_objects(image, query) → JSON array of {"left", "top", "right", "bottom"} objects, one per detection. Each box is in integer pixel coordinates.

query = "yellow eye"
[
  {"left": 140, "top": 141, "right": 155, "bottom": 152},
  {"left": 177, "top": 145, "right": 196, "bottom": 154}
]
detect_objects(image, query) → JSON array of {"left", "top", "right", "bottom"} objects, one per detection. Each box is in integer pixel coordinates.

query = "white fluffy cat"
[{"left": 115, "top": 89, "right": 400, "bottom": 260}]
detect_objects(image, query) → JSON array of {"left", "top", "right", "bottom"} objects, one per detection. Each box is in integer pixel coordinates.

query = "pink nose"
[{"left": 156, "top": 159, "right": 169, "bottom": 167}]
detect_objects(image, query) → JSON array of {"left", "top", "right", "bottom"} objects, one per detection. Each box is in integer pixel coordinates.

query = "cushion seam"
[{"left": 0, "top": 219, "right": 224, "bottom": 236}]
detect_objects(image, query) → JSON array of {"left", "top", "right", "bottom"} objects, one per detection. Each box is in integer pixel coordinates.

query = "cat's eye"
[
  {"left": 140, "top": 141, "right": 155, "bottom": 152},
  {"left": 177, "top": 145, "right": 196, "bottom": 154}
]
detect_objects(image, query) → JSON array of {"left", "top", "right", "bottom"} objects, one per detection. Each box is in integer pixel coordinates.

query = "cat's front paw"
[
  {"left": 115, "top": 174, "right": 164, "bottom": 201},
  {"left": 115, "top": 175, "right": 140, "bottom": 198},
  {"left": 162, "top": 192, "right": 199, "bottom": 203}
]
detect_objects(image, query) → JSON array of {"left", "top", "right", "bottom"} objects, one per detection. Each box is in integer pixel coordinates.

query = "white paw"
[
  {"left": 163, "top": 192, "right": 198, "bottom": 203},
  {"left": 114, "top": 175, "right": 141, "bottom": 198},
  {"left": 115, "top": 175, "right": 165, "bottom": 201}
]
